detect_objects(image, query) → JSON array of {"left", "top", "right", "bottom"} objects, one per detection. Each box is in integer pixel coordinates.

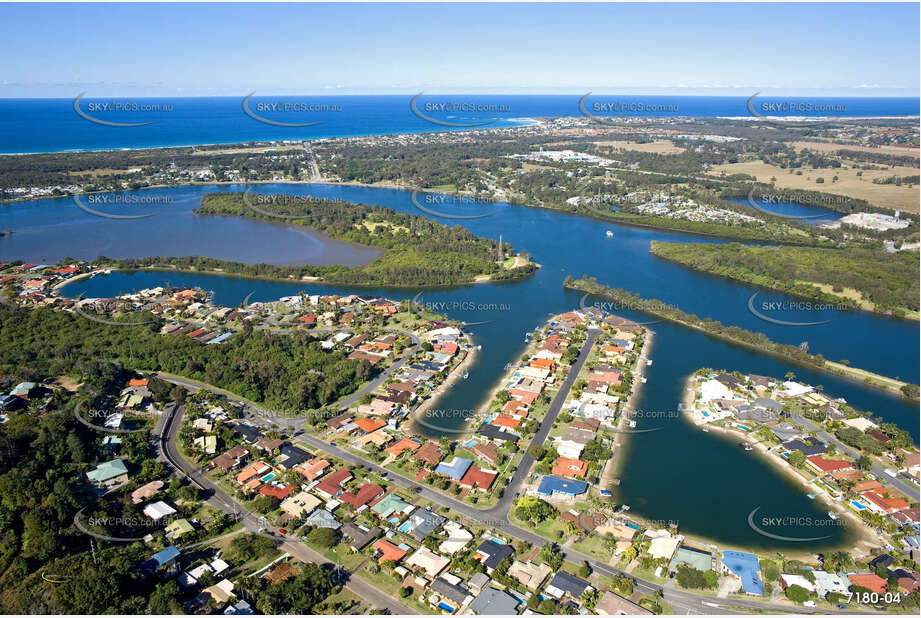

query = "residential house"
[
  {"left": 595, "top": 591, "right": 653, "bottom": 615},
  {"left": 721, "top": 550, "right": 765, "bottom": 595},
  {"left": 508, "top": 560, "right": 551, "bottom": 591},
  {"left": 405, "top": 547, "right": 450, "bottom": 579},
  {"left": 475, "top": 540, "right": 514, "bottom": 573},
  {"left": 341, "top": 484, "right": 384, "bottom": 509},
  {"left": 459, "top": 465, "right": 497, "bottom": 492},
  {"left": 806, "top": 455, "right": 853, "bottom": 475},
  {"left": 304, "top": 509, "right": 340, "bottom": 530},
  {"left": 341, "top": 523, "right": 381, "bottom": 551},
  {"left": 404, "top": 508, "right": 445, "bottom": 540},
  {"left": 848, "top": 573, "right": 887, "bottom": 595},
  {"left": 372, "top": 539, "right": 408, "bottom": 564},
  {"left": 468, "top": 587, "right": 520, "bottom": 615},
  {"left": 434, "top": 457, "right": 473, "bottom": 481},
  {"left": 315, "top": 469, "right": 353, "bottom": 500},
  {"left": 545, "top": 570, "right": 591, "bottom": 601},
  {"left": 536, "top": 475, "right": 587, "bottom": 498},
  {"left": 280, "top": 491, "right": 323, "bottom": 517},
  {"left": 143, "top": 501, "right": 177, "bottom": 522},
  {"left": 86, "top": 458, "right": 129, "bottom": 485}
]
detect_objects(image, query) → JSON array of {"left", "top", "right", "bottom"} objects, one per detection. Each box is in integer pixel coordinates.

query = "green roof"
[
  {"left": 370, "top": 493, "right": 409, "bottom": 518},
  {"left": 86, "top": 458, "right": 128, "bottom": 483},
  {"left": 668, "top": 546, "right": 712, "bottom": 573},
  {"left": 166, "top": 518, "right": 195, "bottom": 537}
]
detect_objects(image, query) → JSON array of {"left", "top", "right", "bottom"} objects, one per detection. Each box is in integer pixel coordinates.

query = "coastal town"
[{"left": 2, "top": 256, "right": 917, "bottom": 614}]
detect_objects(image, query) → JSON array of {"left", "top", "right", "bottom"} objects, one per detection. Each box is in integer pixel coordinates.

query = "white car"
[{"left": 884, "top": 468, "right": 897, "bottom": 477}]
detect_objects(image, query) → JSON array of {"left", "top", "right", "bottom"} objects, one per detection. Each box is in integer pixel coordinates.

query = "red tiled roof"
[
  {"left": 316, "top": 468, "right": 353, "bottom": 496},
  {"left": 341, "top": 483, "right": 384, "bottom": 508},
  {"left": 807, "top": 455, "right": 853, "bottom": 472},
  {"left": 373, "top": 539, "right": 407, "bottom": 564},
  {"left": 460, "top": 465, "right": 496, "bottom": 490},
  {"left": 354, "top": 417, "right": 386, "bottom": 433},
  {"left": 258, "top": 483, "right": 296, "bottom": 500},
  {"left": 386, "top": 437, "right": 422, "bottom": 457},
  {"left": 848, "top": 574, "right": 887, "bottom": 595}
]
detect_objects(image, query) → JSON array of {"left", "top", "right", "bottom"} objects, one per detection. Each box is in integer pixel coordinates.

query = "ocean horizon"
[{"left": 0, "top": 94, "right": 917, "bottom": 155}]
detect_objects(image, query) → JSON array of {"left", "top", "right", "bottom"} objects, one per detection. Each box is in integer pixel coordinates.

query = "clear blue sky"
[{"left": 1, "top": 2, "right": 918, "bottom": 97}]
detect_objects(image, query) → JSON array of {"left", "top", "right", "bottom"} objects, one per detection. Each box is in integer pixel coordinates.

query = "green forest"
[
  {"left": 0, "top": 305, "right": 372, "bottom": 412},
  {"left": 650, "top": 241, "right": 920, "bottom": 317},
  {"left": 189, "top": 192, "right": 535, "bottom": 286}
]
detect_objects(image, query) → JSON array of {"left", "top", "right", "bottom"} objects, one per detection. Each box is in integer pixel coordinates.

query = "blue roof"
[
  {"left": 537, "top": 475, "right": 587, "bottom": 497},
  {"left": 434, "top": 457, "right": 473, "bottom": 480},
  {"left": 149, "top": 545, "right": 180, "bottom": 566},
  {"left": 721, "top": 550, "right": 764, "bottom": 595}
]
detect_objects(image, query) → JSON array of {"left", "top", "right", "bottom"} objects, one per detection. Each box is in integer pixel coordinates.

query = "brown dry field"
[
  {"left": 708, "top": 160, "right": 920, "bottom": 213},
  {"left": 791, "top": 140, "right": 919, "bottom": 158},
  {"left": 594, "top": 139, "right": 685, "bottom": 155}
]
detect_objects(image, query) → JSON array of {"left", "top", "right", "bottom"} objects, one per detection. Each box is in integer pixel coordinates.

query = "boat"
[
  {"left": 606, "top": 230, "right": 614, "bottom": 238},
  {"left": 640, "top": 377, "right": 647, "bottom": 383},
  {"left": 646, "top": 359, "right": 652, "bottom": 366},
  {"left": 462, "top": 372, "right": 469, "bottom": 379},
  {"left": 101, "top": 269, "right": 112, "bottom": 275},
  {"left": 739, "top": 442, "right": 753, "bottom": 451},
  {"left": 828, "top": 511, "right": 838, "bottom": 520}
]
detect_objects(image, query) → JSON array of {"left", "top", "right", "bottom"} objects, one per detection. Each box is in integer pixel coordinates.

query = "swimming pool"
[
  {"left": 398, "top": 521, "right": 412, "bottom": 533},
  {"left": 463, "top": 439, "right": 477, "bottom": 448},
  {"left": 261, "top": 472, "right": 276, "bottom": 482},
  {"left": 850, "top": 500, "right": 867, "bottom": 511}
]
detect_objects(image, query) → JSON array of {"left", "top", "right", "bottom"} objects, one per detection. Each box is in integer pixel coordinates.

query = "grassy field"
[
  {"left": 708, "top": 160, "right": 920, "bottom": 213},
  {"left": 790, "top": 141, "right": 919, "bottom": 159},
  {"left": 594, "top": 139, "right": 687, "bottom": 155},
  {"left": 571, "top": 534, "right": 615, "bottom": 562}
]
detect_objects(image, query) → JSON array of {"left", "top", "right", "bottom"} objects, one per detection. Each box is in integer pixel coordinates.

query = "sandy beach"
[
  {"left": 408, "top": 329, "right": 481, "bottom": 436},
  {"left": 605, "top": 325, "right": 655, "bottom": 481}
]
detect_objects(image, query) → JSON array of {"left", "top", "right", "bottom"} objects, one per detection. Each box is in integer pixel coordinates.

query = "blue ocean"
[{"left": 0, "top": 94, "right": 917, "bottom": 154}]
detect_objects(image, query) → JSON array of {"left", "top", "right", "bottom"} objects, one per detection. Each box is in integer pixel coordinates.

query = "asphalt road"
[
  {"left": 793, "top": 412, "right": 919, "bottom": 500},
  {"left": 156, "top": 402, "right": 416, "bottom": 615}
]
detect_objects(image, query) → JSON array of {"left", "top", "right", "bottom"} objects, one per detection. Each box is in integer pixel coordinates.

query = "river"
[{"left": 9, "top": 182, "right": 916, "bottom": 551}]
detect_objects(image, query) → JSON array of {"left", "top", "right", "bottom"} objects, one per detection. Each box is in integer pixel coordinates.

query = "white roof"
[
  {"left": 210, "top": 558, "right": 230, "bottom": 574},
  {"left": 812, "top": 570, "right": 849, "bottom": 595},
  {"left": 439, "top": 521, "right": 473, "bottom": 554},
  {"left": 781, "top": 573, "right": 815, "bottom": 593},
  {"left": 843, "top": 417, "right": 878, "bottom": 432},
  {"left": 782, "top": 381, "right": 813, "bottom": 398},
  {"left": 405, "top": 547, "right": 450, "bottom": 578},
  {"left": 143, "top": 500, "right": 177, "bottom": 521},
  {"left": 648, "top": 535, "right": 680, "bottom": 560},
  {"left": 700, "top": 379, "right": 733, "bottom": 402}
]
